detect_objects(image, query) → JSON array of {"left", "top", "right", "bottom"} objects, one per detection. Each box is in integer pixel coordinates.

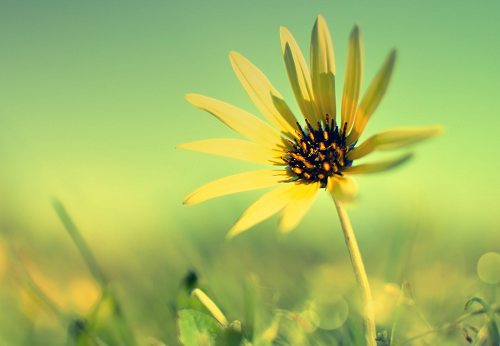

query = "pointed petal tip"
[
  {"left": 386, "top": 51, "right": 397, "bottom": 73},
  {"left": 229, "top": 51, "right": 240, "bottom": 61},
  {"left": 223, "top": 233, "right": 234, "bottom": 243},
  {"left": 226, "top": 211, "right": 253, "bottom": 239},
  {"left": 278, "top": 223, "right": 294, "bottom": 234},
  {"left": 226, "top": 225, "right": 243, "bottom": 240},
  {"left": 342, "top": 152, "right": 414, "bottom": 175},
  {"left": 182, "top": 191, "right": 204, "bottom": 205},
  {"left": 229, "top": 51, "right": 250, "bottom": 68},
  {"left": 351, "top": 25, "right": 360, "bottom": 37},
  {"left": 228, "top": 51, "right": 238, "bottom": 68},
  {"left": 398, "top": 151, "right": 413, "bottom": 158},
  {"left": 182, "top": 191, "right": 200, "bottom": 205},
  {"left": 402, "top": 152, "right": 414, "bottom": 162},
  {"left": 312, "top": 15, "right": 330, "bottom": 41},
  {"left": 185, "top": 93, "right": 199, "bottom": 103},
  {"left": 388, "top": 49, "right": 397, "bottom": 64},
  {"left": 417, "top": 125, "right": 444, "bottom": 138},
  {"left": 279, "top": 27, "right": 292, "bottom": 49},
  {"left": 431, "top": 125, "right": 445, "bottom": 135},
  {"left": 313, "top": 15, "right": 326, "bottom": 28},
  {"left": 279, "top": 26, "right": 286, "bottom": 37}
]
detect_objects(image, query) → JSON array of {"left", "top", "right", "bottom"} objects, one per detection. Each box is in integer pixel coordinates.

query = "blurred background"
[{"left": 0, "top": 0, "right": 499, "bottom": 345}]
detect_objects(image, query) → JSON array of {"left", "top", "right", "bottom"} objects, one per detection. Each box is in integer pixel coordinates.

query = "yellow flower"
[{"left": 179, "top": 16, "right": 441, "bottom": 237}]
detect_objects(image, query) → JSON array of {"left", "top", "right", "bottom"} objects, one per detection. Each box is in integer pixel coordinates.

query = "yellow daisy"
[{"left": 179, "top": 16, "right": 441, "bottom": 238}]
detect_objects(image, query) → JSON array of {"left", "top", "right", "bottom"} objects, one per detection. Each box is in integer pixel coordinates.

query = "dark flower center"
[{"left": 282, "top": 115, "right": 352, "bottom": 187}]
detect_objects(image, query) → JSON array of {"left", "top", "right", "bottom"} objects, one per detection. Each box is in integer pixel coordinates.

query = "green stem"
[
  {"left": 394, "top": 307, "right": 500, "bottom": 345},
  {"left": 334, "top": 199, "right": 376, "bottom": 346},
  {"left": 53, "top": 200, "right": 138, "bottom": 346},
  {"left": 53, "top": 200, "right": 108, "bottom": 287}
]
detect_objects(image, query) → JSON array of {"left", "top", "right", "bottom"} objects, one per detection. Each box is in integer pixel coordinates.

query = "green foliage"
[
  {"left": 464, "top": 298, "right": 500, "bottom": 346},
  {"left": 3, "top": 202, "right": 500, "bottom": 346},
  {"left": 177, "top": 309, "right": 243, "bottom": 346}
]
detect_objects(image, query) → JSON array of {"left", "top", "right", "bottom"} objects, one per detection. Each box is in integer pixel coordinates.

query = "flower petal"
[
  {"left": 227, "top": 182, "right": 298, "bottom": 238},
  {"left": 347, "top": 50, "right": 397, "bottom": 145},
  {"left": 186, "top": 94, "right": 287, "bottom": 150},
  {"left": 327, "top": 176, "right": 357, "bottom": 202},
  {"left": 177, "top": 139, "right": 284, "bottom": 166},
  {"left": 341, "top": 153, "right": 413, "bottom": 175},
  {"left": 347, "top": 126, "right": 443, "bottom": 160},
  {"left": 183, "top": 170, "right": 289, "bottom": 205},
  {"left": 279, "top": 182, "right": 320, "bottom": 233},
  {"left": 310, "top": 15, "right": 336, "bottom": 125},
  {"left": 341, "top": 26, "right": 362, "bottom": 135},
  {"left": 280, "top": 27, "right": 321, "bottom": 125},
  {"left": 229, "top": 52, "right": 299, "bottom": 138}
]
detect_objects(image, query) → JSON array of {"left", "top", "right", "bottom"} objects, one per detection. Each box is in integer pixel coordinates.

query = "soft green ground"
[{"left": 0, "top": 201, "right": 499, "bottom": 345}]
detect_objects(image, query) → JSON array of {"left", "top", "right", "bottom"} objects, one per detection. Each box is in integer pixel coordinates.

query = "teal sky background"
[{"left": 0, "top": 1, "right": 499, "bottom": 249}]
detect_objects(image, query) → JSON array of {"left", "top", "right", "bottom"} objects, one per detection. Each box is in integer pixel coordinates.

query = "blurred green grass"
[{"left": 0, "top": 200, "right": 499, "bottom": 345}]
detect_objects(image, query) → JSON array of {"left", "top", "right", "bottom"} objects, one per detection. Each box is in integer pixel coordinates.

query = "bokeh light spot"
[
  {"left": 477, "top": 252, "right": 500, "bottom": 284},
  {"left": 68, "top": 278, "right": 100, "bottom": 313},
  {"left": 299, "top": 310, "right": 320, "bottom": 333},
  {"left": 311, "top": 294, "right": 349, "bottom": 330}
]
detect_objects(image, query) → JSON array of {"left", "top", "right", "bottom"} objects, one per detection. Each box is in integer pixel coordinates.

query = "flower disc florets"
[{"left": 283, "top": 115, "right": 353, "bottom": 187}]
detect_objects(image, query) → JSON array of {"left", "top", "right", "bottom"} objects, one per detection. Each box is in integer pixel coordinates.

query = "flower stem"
[{"left": 334, "top": 199, "right": 376, "bottom": 346}]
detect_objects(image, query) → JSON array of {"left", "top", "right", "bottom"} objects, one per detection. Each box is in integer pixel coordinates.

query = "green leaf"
[
  {"left": 178, "top": 309, "right": 225, "bottom": 346},
  {"left": 464, "top": 298, "right": 500, "bottom": 346},
  {"left": 177, "top": 309, "right": 244, "bottom": 346},
  {"left": 244, "top": 275, "right": 258, "bottom": 341}
]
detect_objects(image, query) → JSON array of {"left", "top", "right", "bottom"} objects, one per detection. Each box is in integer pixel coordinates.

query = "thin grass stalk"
[
  {"left": 334, "top": 199, "right": 376, "bottom": 346},
  {"left": 389, "top": 291, "right": 404, "bottom": 345},
  {"left": 53, "top": 200, "right": 138, "bottom": 346},
  {"left": 395, "top": 307, "right": 500, "bottom": 345},
  {"left": 53, "top": 200, "right": 108, "bottom": 286}
]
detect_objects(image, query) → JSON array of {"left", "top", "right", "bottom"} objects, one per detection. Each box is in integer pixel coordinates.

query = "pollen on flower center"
[{"left": 282, "top": 115, "right": 353, "bottom": 187}]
